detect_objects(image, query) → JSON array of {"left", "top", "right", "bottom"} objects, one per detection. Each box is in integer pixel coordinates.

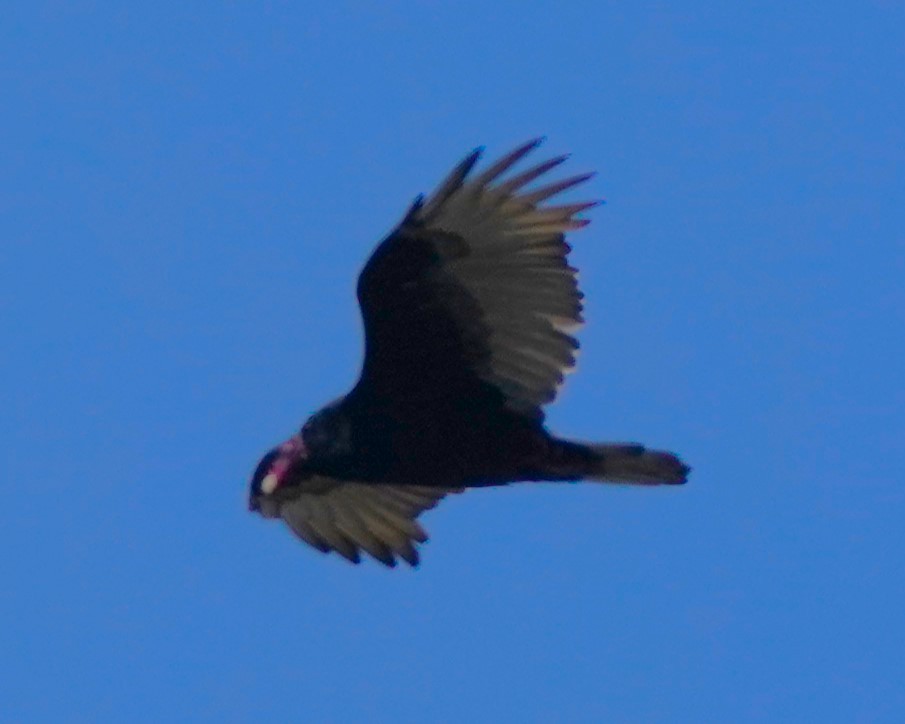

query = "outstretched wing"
[
  {"left": 277, "top": 478, "right": 461, "bottom": 567},
  {"left": 351, "top": 139, "right": 597, "bottom": 423}
]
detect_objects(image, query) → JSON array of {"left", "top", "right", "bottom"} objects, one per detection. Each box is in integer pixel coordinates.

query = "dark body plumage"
[{"left": 249, "top": 139, "right": 690, "bottom": 567}]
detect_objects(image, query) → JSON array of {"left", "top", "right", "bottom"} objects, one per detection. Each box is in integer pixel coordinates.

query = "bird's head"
[{"left": 248, "top": 433, "right": 307, "bottom": 517}]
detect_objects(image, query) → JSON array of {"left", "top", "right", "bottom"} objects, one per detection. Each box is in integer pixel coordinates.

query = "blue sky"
[{"left": 3, "top": 3, "right": 904, "bottom": 722}]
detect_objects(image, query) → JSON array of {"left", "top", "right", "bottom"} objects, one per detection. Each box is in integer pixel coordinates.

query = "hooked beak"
[{"left": 260, "top": 472, "right": 280, "bottom": 495}]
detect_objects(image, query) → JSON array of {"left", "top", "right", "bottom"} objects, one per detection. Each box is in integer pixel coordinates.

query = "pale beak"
[{"left": 260, "top": 472, "right": 279, "bottom": 495}]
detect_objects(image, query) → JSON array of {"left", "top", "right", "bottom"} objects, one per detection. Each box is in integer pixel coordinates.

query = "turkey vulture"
[{"left": 249, "top": 139, "right": 689, "bottom": 567}]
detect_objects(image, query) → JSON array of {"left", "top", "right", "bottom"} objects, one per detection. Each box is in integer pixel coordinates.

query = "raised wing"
[
  {"left": 278, "top": 477, "right": 462, "bottom": 567},
  {"left": 352, "top": 139, "right": 597, "bottom": 422}
]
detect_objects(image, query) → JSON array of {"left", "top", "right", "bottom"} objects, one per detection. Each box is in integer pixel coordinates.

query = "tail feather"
[
  {"left": 544, "top": 440, "right": 690, "bottom": 486},
  {"left": 585, "top": 443, "right": 689, "bottom": 485}
]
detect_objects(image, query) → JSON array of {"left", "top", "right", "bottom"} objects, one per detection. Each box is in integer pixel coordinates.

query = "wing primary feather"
[
  {"left": 401, "top": 193, "right": 425, "bottom": 222},
  {"left": 528, "top": 201, "right": 601, "bottom": 223},
  {"left": 358, "top": 496, "right": 431, "bottom": 543},
  {"left": 333, "top": 507, "right": 398, "bottom": 567},
  {"left": 354, "top": 506, "right": 423, "bottom": 566},
  {"left": 493, "top": 156, "right": 570, "bottom": 195},
  {"left": 505, "top": 220, "right": 589, "bottom": 236},
  {"left": 303, "top": 498, "right": 362, "bottom": 564},
  {"left": 472, "top": 137, "right": 544, "bottom": 186},
  {"left": 419, "top": 148, "right": 483, "bottom": 221},
  {"left": 519, "top": 173, "right": 596, "bottom": 204},
  {"left": 282, "top": 513, "right": 331, "bottom": 553}
]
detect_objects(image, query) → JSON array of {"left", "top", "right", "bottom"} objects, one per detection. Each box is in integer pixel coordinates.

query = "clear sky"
[{"left": 3, "top": 3, "right": 904, "bottom": 722}]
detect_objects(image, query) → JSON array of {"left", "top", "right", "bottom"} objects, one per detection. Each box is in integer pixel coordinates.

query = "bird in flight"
[{"left": 249, "top": 139, "right": 689, "bottom": 567}]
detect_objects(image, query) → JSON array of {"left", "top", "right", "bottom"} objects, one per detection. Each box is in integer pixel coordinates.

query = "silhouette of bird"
[{"left": 249, "top": 139, "right": 689, "bottom": 567}]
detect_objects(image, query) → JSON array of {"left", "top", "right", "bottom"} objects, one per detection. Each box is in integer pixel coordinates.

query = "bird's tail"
[{"left": 541, "top": 440, "right": 690, "bottom": 486}]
